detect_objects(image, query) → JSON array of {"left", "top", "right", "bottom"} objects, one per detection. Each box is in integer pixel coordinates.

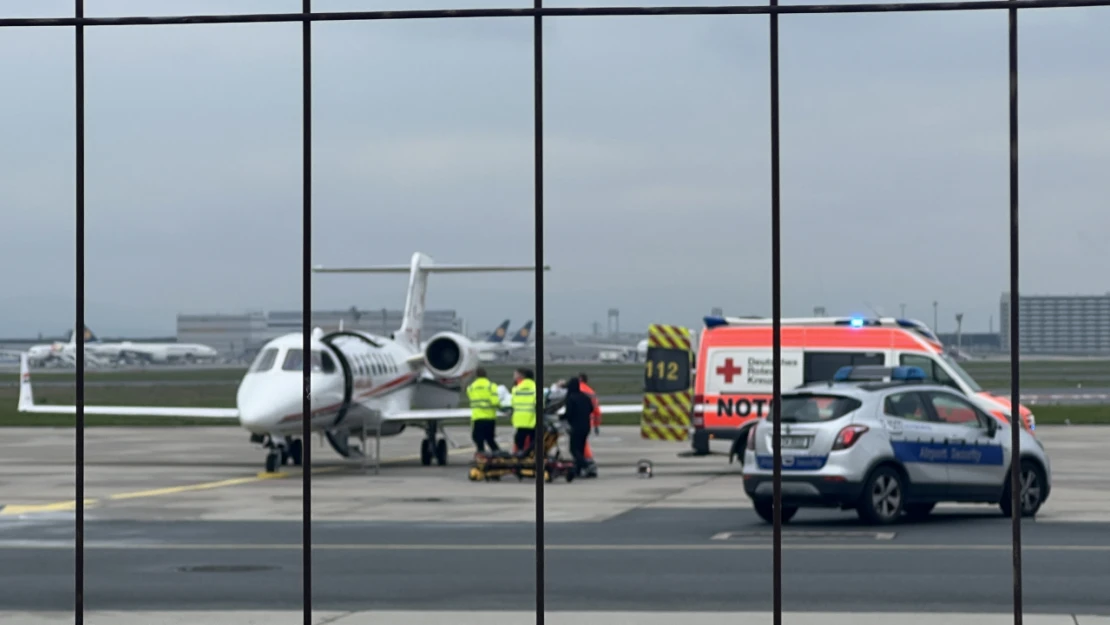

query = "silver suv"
[{"left": 741, "top": 365, "right": 1051, "bottom": 525}]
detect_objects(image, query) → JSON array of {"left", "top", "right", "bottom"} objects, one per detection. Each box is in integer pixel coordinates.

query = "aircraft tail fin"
[
  {"left": 313, "top": 253, "right": 548, "bottom": 350},
  {"left": 510, "top": 320, "right": 533, "bottom": 343},
  {"left": 485, "top": 320, "right": 511, "bottom": 343},
  {"left": 66, "top": 326, "right": 99, "bottom": 346}
]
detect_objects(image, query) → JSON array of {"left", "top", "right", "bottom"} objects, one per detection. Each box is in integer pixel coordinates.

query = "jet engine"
[{"left": 422, "top": 331, "right": 479, "bottom": 381}]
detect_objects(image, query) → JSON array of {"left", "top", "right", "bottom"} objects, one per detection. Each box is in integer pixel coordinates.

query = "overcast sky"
[{"left": 1, "top": 0, "right": 1107, "bottom": 339}]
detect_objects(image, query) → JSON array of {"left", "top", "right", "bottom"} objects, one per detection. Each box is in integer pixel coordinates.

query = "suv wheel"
[
  {"left": 857, "top": 466, "right": 905, "bottom": 525},
  {"left": 753, "top": 499, "right": 798, "bottom": 524},
  {"left": 1000, "top": 459, "right": 1046, "bottom": 518}
]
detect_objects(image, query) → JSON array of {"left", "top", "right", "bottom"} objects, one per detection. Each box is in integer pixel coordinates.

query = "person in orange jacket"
[
  {"left": 576, "top": 372, "right": 601, "bottom": 477},
  {"left": 578, "top": 372, "right": 602, "bottom": 434}
]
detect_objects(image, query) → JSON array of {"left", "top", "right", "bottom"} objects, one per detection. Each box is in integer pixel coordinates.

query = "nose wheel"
[
  {"left": 260, "top": 436, "right": 304, "bottom": 473},
  {"left": 265, "top": 451, "right": 280, "bottom": 473}
]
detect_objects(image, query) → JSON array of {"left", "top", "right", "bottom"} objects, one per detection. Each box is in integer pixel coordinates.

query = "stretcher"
[{"left": 467, "top": 416, "right": 577, "bottom": 483}]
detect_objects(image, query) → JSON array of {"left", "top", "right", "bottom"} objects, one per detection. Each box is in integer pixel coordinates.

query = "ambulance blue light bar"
[
  {"left": 833, "top": 365, "right": 927, "bottom": 382},
  {"left": 895, "top": 318, "right": 940, "bottom": 342},
  {"left": 704, "top": 315, "right": 728, "bottom": 328}
]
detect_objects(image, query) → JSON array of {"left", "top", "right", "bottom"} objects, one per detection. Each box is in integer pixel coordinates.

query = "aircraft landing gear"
[
  {"left": 420, "top": 423, "right": 449, "bottom": 466},
  {"left": 256, "top": 434, "right": 303, "bottom": 473},
  {"left": 285, "top": 437, "right": 304, "bottom": 466}
]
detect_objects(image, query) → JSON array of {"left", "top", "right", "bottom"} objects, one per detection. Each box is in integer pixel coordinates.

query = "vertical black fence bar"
[
  {"left": 74, "top": 1, "right": 86, "bottom": 623},
  {"left": 532, "top": 1, "right": 546, "bottom": 624},
  {"left": 1007, "top": 5, "right": 1023, "bottom": 625},
  {"left": 768, "top": 0, "right": 783, "bottom": 623},
  {"left": 302, "top": 2, "right": 314, "bottom": 625}
]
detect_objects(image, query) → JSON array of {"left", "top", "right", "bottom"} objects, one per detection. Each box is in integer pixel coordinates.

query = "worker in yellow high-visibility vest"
[
  {"left": 466, "top": 367, "right": 501, "bottom": 454},
  {"left": 509, "top": 367, "right": 538, "bottom": 456}
]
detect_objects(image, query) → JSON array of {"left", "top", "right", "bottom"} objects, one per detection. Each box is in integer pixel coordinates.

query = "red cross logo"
[{"left": 716, "top": 358, "right": 742, "bottom": 383}]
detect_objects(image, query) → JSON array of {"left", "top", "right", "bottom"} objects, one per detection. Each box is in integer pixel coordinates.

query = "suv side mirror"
[{"left": 985, "top": 418, "right": 998, "bottom": 437}]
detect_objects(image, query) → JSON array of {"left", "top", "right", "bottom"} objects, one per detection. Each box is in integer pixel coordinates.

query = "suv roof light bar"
[{"left": 833, "top": 365, "right": 927, "bottom": 383}]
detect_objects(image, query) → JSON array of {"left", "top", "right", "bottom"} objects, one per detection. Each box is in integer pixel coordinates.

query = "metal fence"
[{"left": 4, "top": 1, "right": 1109, "bottom": 624}]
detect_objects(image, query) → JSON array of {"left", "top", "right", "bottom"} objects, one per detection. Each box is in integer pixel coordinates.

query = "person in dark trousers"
[
  {"left": 466, "top": 367, "right": 501, "bottom": 454},
  {"left": 510, "top": 368, "right": 538, "bottom": 456},
  {"left": 559, "top": 378, "right": 594, "bottom": 476}
]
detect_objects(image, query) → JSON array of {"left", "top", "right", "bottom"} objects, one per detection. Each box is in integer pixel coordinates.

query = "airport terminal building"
[
  {"left": 177, "top": 308, "right": 462, "bottom": 360},
  {"left": 999, "top": 292, "right": 1110, "bottom": 354}
]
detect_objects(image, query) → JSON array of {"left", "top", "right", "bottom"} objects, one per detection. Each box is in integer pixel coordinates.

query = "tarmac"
[{"left": 0, "top": 425, "right": 1108, "bottom": 620}]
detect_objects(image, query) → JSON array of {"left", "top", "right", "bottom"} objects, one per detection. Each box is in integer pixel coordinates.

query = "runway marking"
[
  {"left": 0, "top": 444, "right": 476, "bottom": 517},
  {"left": 0, "top": 541, "right": 1109, "bottom": 552},
  {"left": 711, "top": 531, "right": 897, "bottom": 541}
]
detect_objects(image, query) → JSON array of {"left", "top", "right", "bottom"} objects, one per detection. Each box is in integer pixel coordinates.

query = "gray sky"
[{"left": 1, "top": 0, "right": 1107, "bottom": 338}]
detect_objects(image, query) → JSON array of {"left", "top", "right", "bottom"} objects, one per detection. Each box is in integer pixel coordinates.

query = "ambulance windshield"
[{"left": 939, "top": 353, "right": 982, "bottom": 393}]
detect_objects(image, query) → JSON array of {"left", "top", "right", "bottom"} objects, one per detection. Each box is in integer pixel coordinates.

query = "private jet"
[{"left": 16, "top": 253, "right": 640, "bottom": 473}]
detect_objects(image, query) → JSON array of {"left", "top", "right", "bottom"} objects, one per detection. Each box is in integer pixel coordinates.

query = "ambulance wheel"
[
  {"left": 691, "top": 430, "right": 711, "bottom": 456},
  {"left": 264, "top": 451, "right": 280, "bottom": 474},
  {"left": 420, "top": 440, "right": 433, "bottom": 466},
  {"left": 435, "top": 439, "right": 448, "bottom": 466},
  {"left": 1000, "top": 458, "right": 1046, "bottom": 518},
  {"left": 857, "top": 465, "right": 905, "bottom": 525},
  {"left": 753, "top": 499, "right": 797, "bottom": 524}
]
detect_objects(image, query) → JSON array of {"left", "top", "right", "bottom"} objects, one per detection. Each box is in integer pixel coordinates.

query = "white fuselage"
[
  {"left": 106, "top": 341, "right": 220, "bottom": 363},
  {"left": 481, "top": 340, "right": 531, "bottom": 357},
  {"left": 235, "top": 331, "right": 462, "bottom": 439}
]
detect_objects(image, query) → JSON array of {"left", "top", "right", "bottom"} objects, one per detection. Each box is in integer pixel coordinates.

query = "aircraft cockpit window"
[
  {"left": 281, "top": 348, "right": 327, "bottom": 372},
  {"left": 250, "top": 348, "right": 278, "bottom": 373}
]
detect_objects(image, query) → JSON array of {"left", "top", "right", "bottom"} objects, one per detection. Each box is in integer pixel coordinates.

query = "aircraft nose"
[{"left": 237, "top": 385, "right": 300, "bottom": 433}]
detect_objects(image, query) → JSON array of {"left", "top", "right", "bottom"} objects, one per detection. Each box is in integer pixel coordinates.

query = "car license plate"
[{"left": 780, "top": 436, "right": 810, "bottom": 449}]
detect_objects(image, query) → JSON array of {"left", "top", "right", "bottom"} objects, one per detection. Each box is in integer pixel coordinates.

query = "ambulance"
[{"left": 690, "top": 315, "right": 1035, "bottom": 459}]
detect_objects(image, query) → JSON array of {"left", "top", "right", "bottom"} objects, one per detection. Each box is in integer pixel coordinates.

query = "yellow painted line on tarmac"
[
  {"left": 106, "top": 472, "right": 299, "bottom": 501},
  {"left": 1, "top": 542, "right": 1109, "bottom": 553},
  {"left": 0, "top": 499, "right": 97, "bottom": 516},
  {"left": 0, "top": 443, "right": 476, "bottom": 517}
]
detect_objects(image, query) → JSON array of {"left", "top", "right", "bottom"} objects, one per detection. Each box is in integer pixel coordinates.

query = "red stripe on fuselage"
[{"left": 278, "top": 372, "right": 419, "bottom": 423}]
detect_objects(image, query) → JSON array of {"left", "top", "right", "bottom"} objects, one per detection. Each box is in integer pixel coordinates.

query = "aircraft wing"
[
  {"left": 380, "top": 408, "right": 485, "bottom": 422},
  {"left": 386, "top": 402, "right": 643, "bottom": 421},
  {"left": 596, "top": 403, "right": 644, "bottom": 414},
  {"left": 16, "top": 353, "right": 239, "bottom": 419}
]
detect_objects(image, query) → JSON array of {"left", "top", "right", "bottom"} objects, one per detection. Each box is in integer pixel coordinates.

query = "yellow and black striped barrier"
[{"left": 641, "top": 324, "right": 694, "bottom": 442}]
